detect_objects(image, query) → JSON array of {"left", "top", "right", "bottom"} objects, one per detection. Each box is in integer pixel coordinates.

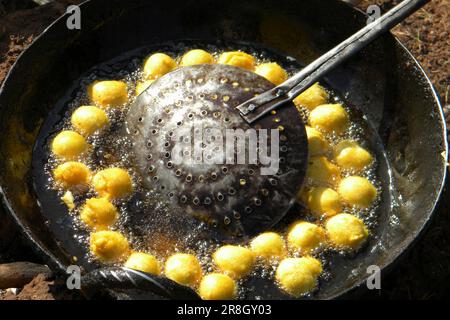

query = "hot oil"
[{"left": 32, "top": 41, "right": 388, "bottom": 299}]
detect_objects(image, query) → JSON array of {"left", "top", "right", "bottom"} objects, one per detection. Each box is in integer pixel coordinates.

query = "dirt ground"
[{"left": 0, "top": 0, "right": 449, "bottom": 300}]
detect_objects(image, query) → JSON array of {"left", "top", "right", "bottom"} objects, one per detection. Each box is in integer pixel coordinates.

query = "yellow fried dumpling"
[
  {"left": 71, "top": 106, "right": 109, "bottom": 136},
  {"left": 165, "top": 253, "right": 203, "bottom": 286},
  {"left": 250, "top": 232, "right": 286, "bottom": 260},
  {"left": 293, "top": 83, "right": 329, "bottom": 111},
  {"left": 180, "top": 49, "right": 214, "bottom": 66},
  {"left": 338, "top": 176, "right": 377, "bottom": 208},
  {"left": 305, "top": 126, "right": 329, "bottom": 156},
  {"left": 287, "top": 221, "right": 326, "bottom": 254},
  {"left": 306, "top": 156, "right": 341, "bottom": 186},
  {"left": 213, "top": 245, "right": 255, "bottom": 279},
  {"left": 80, "top": 197, "right": 118, "bottom": 230},
  {"left": 333, "top": 140, "right": 373, "bottom": 172},
  {"left": 135, "top": 80, "right": 154, "bottom": 96},
  {"left": 143, "top": 53, "right": 177, "bottom": 80},
  {"left": 217, "top": 51, "right": 255, "bottom": 70},
  {"left": 53, "top": 161, "right": 91, "bottom": 188},
  {"left": 198, "top": 273, "right": 237, "bottom": 300},
  {"left": 325, "top": 213, "right": 368, "bottom": 250},
  {"left": 88, "top": 80, "right": 128, "bottom": 108},
  {"left": 90, "top": 230, "right": 130, "bottom": 263},
  {"left": 300, "top": 186, "right": 342, "bottom": 218},
  {"left": 51, "top": 130, "right": 88, "bottom": 160},
  {"left": 254, "top": 62, "right": 287, "bottom": 85},
  {"left": 92, "top": 168, "right": 133, "bottom": 200},
  {"left": 309, "top": 103, "right": 349, "bottom": 135},
  {"left": 276, "top": 257, "right": 323, "bottom": 297},
  {"left": 124, "top": 252, "right": 161, "bottom": 275}
]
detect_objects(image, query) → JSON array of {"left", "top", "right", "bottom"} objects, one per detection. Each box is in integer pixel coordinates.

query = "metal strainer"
[{"left": 124, "top": 64, "right": 308, "bottom": 240}]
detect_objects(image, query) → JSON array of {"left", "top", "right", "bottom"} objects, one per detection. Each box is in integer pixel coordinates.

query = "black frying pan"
[{"left": 0, "top": 0, "right": 447, "bottom": 299}]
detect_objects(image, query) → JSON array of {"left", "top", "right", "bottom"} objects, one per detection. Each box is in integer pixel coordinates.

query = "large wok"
[{"left": 0, "top": 0, "right": 447, "bottom": 299}]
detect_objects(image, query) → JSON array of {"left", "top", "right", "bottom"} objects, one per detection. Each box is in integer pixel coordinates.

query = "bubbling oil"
[{"left": 38, "top": 41, "right": 382, "bottom": 299}]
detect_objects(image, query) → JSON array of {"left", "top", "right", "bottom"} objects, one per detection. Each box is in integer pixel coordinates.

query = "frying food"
[
  {"left": 309, "top": 103, "right": 349, "bottom": 134},
  {"left": 135, "top": 80, "right": 154, "bottom": 96},
  {"left": 53, "top": 161, "right": 91, "bottom": 188},
  {"left": 306, "top": 156, "right": 341, "bottom": 186},
  {"left": 80, "top": 197, "right": 118, "bottom": 230},
  {"left": 333, "top": 140, "right": 373, "bottom": 172},
  {"left": 287, "top": 221, "right": 326, "bottom": 254},
  {"left": 213, "top": 245, "right": 256, "bottom": 279},
  {"left": 338, "top": 176, "right": 377, "bottom": 208},
  {"left": 164, "top": 253, "right": 203, "bottom": 287},
  {"left": 124, "top": 252, "right": 161, "bottom": 275},
  {"left": 250, "top": 232, "right": 287, "bottom": 261},
  {"left": 217, "top": 51, "right": 255, "bottom": 70},
  {"left": 300, "top": 186, "right": 342, "bottom": 218},
  {"left": 92, "top": 168, "right": 133, "bottom": 200},
  {"left": 51, "top": 130, "right": 88, "bottom": 159},
  {"left": 198, "top": 273, "right": 237, "bottom": 300},
  {"left": 180, "top": 49, "right": 215, "bottom": 66},
  {"left": 293, "top": 82, "right": 329, "bottom": 111},
  {"left": 325, "top": 213, "right": 369, "bottom": 250},
  {"left": 143, "top": 53, "right": 177, "bottom": 80},
  {"left": 254, "top": 62, "right": 288, "bottom": 85},
  {"left": 88, "top": 80, "right": 128, "bottom": 108},
  {"left": 71, "top": 106, "right": 109, "bottom": 136},
  {"left": 89, "top": 230, "right": 130, "bottom": 263},
  {"left": 276, "top": 257, "right": 322, "bottom": 297},
  {"left": 305, "top": 126, "right": 329, "bottom": 156}
]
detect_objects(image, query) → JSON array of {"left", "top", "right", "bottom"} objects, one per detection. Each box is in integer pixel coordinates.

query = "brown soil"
[{"left": 0, "top": 0, "right": 448, "bottom": 300}]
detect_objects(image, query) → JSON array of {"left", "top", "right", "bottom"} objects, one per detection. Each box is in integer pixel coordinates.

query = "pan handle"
[{"left": 81, "top": 266, "right": 200, "bottom": 300}]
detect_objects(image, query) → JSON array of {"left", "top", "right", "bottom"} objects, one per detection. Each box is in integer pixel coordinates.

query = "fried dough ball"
[
  {"left": 51, "top": 130, "right": 88, "bottom": 160},
  {"left": 217, "top": 51, "right": 255, "bottom": 70},
  {"left": 90, "top": 230, "right": 130, "bottom": 263},
  {"left": 213, "top": 245, "right": 255, "bottom": 279},
  {"left": 276, "top": 257, "right": 323, "bottom": 297},
  {"left": 300, "top": 186, "right": 342, "bottom": 218},
  {"left": 305, "top": 126, "right": 329, "bottom": 156},
  {"left": 71, "top": 106, "right": 109, "bottom": 136},
  {"left": 88, "top": 80, "right": 128, "bottom": 108},
  {"left": 287, "top": 221, "right": 326, "bottom": 254},
  {"left": 180, "top": 49, "right": 214, "bottom": 66},
  {"left": 143, "top": 53, "right": 177, "bottom": 80},
  {"left": 250, "top": 232, "right": 286, "bottom": 260},
  {"left": 92, "top": 168, "right": 133, "bottom": 200},
  {"left": 124, "top": 252, "right": 161, "bottom": 275},
  {"left": 135, "top": 80, "right": 154, "bottom": 96},
  {"left": 325, "top": 213, "right": 368, "bottom": 250},
  {"left": 293, "top": 83, "right": 329, "bottom": 111},
  {"left": 306, "top": 156, "right": 341, "bottom": 186},
  {"left": 53, "top": 162, "right": 91, "bottom": 188},
  {"left": 338, "top": 176, "right": 377, "bottom": 208},
  {"left": 165, "top": 253, "right": 203, "bottom": 286},
  {"left": 333, "top": 140, "right": 373, "bottom": 172},
  {"left": 254, "top": 62, "right": 288, "bottom": 85},
  {"left": 80, "top": 197, "right": 118, "bottom": 230},
  {"left": 309, "top": 103, "right": 349, "bottom": 135},
  {"left": 198, "top": 273, "right": 237, "bottom": 300}
]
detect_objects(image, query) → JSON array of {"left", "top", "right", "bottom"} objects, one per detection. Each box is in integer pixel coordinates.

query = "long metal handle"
[{"left": 237, "top": 0, "right": 430, "bottom": 123}]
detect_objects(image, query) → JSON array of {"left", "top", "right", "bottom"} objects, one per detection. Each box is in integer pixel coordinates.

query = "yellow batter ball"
[
  {"left": 135, "top": 80, "right": 154, "bottom": 96},
  {"left": 165, "top": 253, "right": 203, "bottom": 286},
  {"left": 325, "top": 213, "right": 368, "bottom": 250},
  {"left": 309, "top": 103, "right": 349, "bottom": 135},
  {"left": 143, "top": 53, "right": 177, "bottom": 80},
  {"left": 275, "top": 257, "right": 322, "bottom": 297},
  {"left": 287, "top": 221, "right": 326, "bottom": 254},
  {"left": 254, "top": 62, "right": 288, "bottom": 85},
  {"left": 124, "top": 252, "right": 161, "bottom": 275},
  {"left": 217, "top": 51, "right": 255, "bottom": 71},
  {"left": 213, "top": 245, "right": 255, "bottom": 279},
  {"left": 198, "top": 273, "right": 237, "bottom": 300},
  {"left": 180, "top": 49, "right": 214, "bottom": 66},
  {"left": 306, "top": 156, "right": 341, "bottom": 186},
  {"left": 293, "top": 83, "right": 329, "bottom": 111},
  {"left": 92, "top": 168, "right": 133, "bottom": 200},
  {"left": 338, "top": 176, "right": 377, "bottom": 208},
  {"left": 250, "top": 232, "right": 286, "bottom": 260},
  {"left": 90, "top": 230, "right": 130, "bottom": 263},
  {"left": 300, "top": 186, "right": 342, "bottom": 218},
  {"left": 333, "top": 140, "right": 373, "bottom": 172},
  {"left": 305, "top": 125, "right": 329, "bottom": 156},
  {"left": 80, "top": 197, "right": 118, "bottom": 230},
  {"left": 71, "top": 105, "right": 109, "bottom": 136},
  {"left": 53, "top": 162, "right": 91, "bottom": 188},
  {"left": 51, "top": 130, "right": 88, "bottom": 160},
  {"left": 88, "top": 80, "right": 128, "bottom": 108}
]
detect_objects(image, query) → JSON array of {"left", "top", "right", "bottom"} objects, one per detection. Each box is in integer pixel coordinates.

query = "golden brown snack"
[
  {"left": 338, "top": 176, "right": 377, "bottom": 208},
  {"left": 165, "top": 253, "right": 203, "bottom": 286},
  {"left": 325, "top": 213, "right": 369, "bottom": 250},
  {"left": 92, "top": 168, "right": 133, "bottom": 200},
  {"left": 306, "top": 156, "right": 341, "bottom": 186},
  {"left": 71, "top": 105, "right": 109, "bottom": 136},
  {"left": 213, "top": 245, "right": 255, "bottom": 279},
  {"left": 300, "top": 186, "right": 342, "bottom": 218},
  {"left": 90, "top": 230, "right": 130, "bottom": 263},
  {"left": 143, "top": 53, "right": 177, "bottom": 80},
  {"left": 254, "top": 62, "right": 288, "bottom": 85},
  {"left": 180, "top": 49, "right": 214, "bottom": 66},
  {"left": 293, "top": 83, "right": 329, "bottom": 111},
  {"left": 51, "top": 130, "right": 88, "bottom": 160},
  {"left": 333, "top": 140, "right": 373, "bottom": 172},
  {"left": 305, "top": 126, "right": 329, "bottom": 156},
  {"left": 287, "top": 221, "right": 326, "bottom": 254},
  {"left": 53, "top": 162, "right": 91, "bottom": 188},
  {"left": 309, "top": 103, "right": 349, "bottom": 135},
  {"left": 217, "top": 51, "right": 255, "bottom": 70},
  {"left": 198, "top": 273, "right": 237, "bottom": 300},
  {"left": 250, "top": 232, "right": 286, "bottom": 261},
  {"left": 88, "top": 80, "right": 128, "bottom": 108},
  {"left": 80, "top": 197, "right": 118, "bottom": 230},
  {"left": 124, "top": 252, "right": 161, "bottom": 275}
]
